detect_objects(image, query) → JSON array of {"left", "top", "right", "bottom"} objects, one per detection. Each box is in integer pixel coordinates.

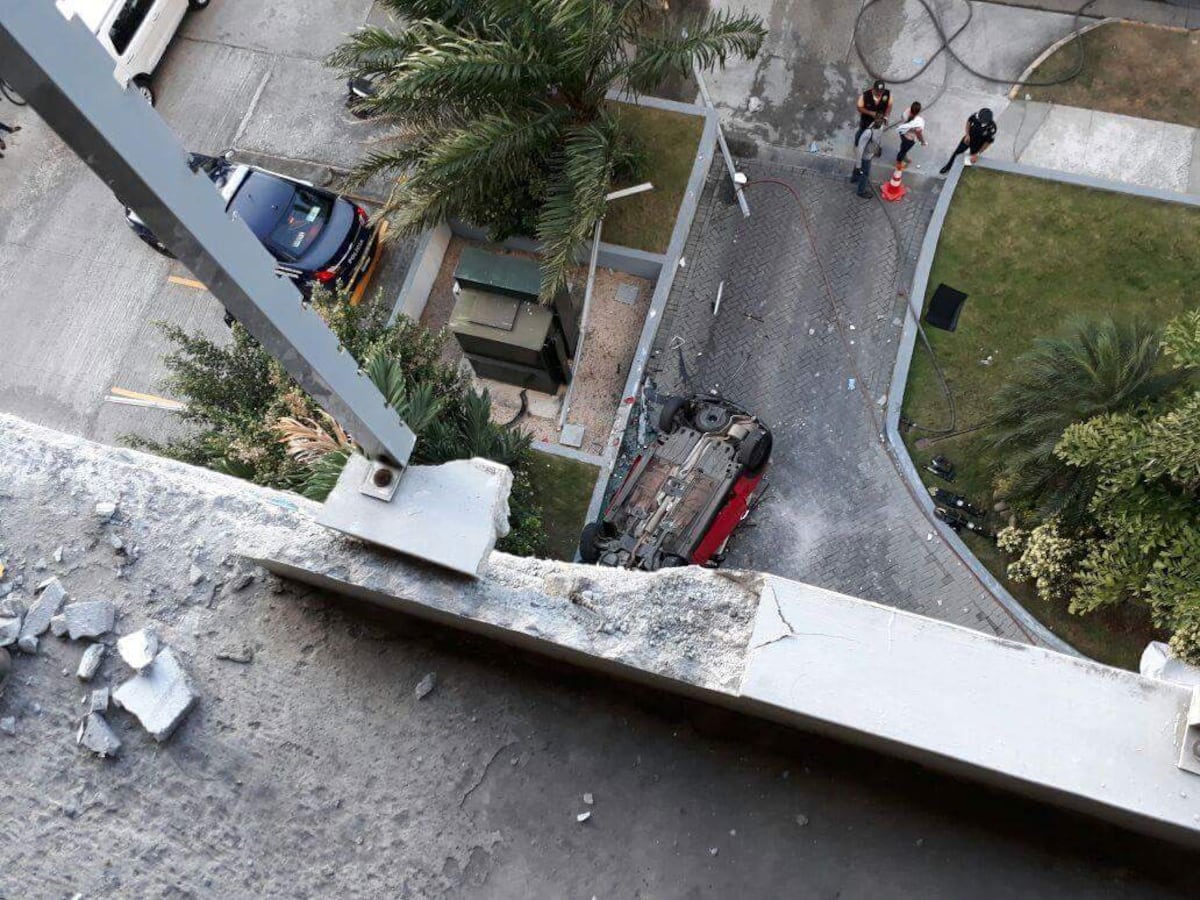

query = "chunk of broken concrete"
[
  {"left": 0, "top": 597, "right": 25, "bottom": 619},
  {"left": 77, "top": 643, "right": 105, "bottom": 681},
  {"left": 112, "top": 648, "right": 197, "bottom": 741},
  {"left": 215, "top": 643, "right": 253, "bottom": 664},
  {"left": 188, "top": 565, "right": 204, "bottom": 586},
  {"left": 414, "top": 673, "right": 436, "bottom": 700},
  {"left": 89, "top": 686, "right": 110, "bottom": 714},
  {"left": 50, "top": 614, "right": 69, "bottom": 637},
  {"left": 117, "top": 628, "right": 158, "bottom": 672},
  {"left": 0, "top": 715, "right": 14, "bottom": 735},
  {"left": 19, "top": 577, "right": 67, "bottom": 641},
  {"left": 94, "top": 500, "right": 117, "bottom": 520},
  {"left": 77, "top": 712, "right": 121, "bottom": 758},
  {"left": 316, "top": 454, "right": 513, "bottom": 577},
  {"left": 16, "top": 634, "right": 37, "bottom": 655},
  {"left": 0, "top": 616, "right": 20, "bottom": 648},
  {"left": 63, "top": 600, "right": 116, "bottom": 640}
]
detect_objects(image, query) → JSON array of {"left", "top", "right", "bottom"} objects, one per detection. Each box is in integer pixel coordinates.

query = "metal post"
[
  {"left": 691, "top": 63, "right": 750, "bottom": 218},
  {"left": 0, "top": 3, "right": 416, "bottom": 469}
]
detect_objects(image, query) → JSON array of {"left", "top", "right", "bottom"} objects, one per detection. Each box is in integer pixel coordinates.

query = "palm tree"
[
  {"left": 327, "top": 0, "right": 765, "bottom": 297},
  {"left": 985, "top": 317, "right": 1190, "bottom": 522}
]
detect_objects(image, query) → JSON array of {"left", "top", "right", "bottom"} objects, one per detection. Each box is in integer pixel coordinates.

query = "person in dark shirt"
[
  {"left": 939, "top": 108, "right": 997, "bottom": 175},
  {"left": 854, "top": 80, "right": 892, "bottom": 148}
]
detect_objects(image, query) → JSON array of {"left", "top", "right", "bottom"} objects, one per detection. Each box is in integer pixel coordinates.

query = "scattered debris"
[
  {"left": 77, "top": 643, "right": 105, "bottom": 681},
  {"left": 215, "top": 643, "right": 254, "bottom": 664},
  {"left": 108, "top": 532, "right": 125, "bottom": 554},
  {"left": 50, "top": 614, "right": 69, "bottom": 637},
  {"left": 19, "top": 576, "right": 67, "bottom": 642},
  {"left": 117, "top": 628, "right": 158, "bottom": 672},
  {"left": 795, "top": 814, "right": 810, "bottom": 827},
  {"left": 62, "top": 600, "right": 116, "bottom": 640},
  {"left": 112, "top": 647, "right": 197, "bottom": 742},
  {"left": 583, "top": 793, "right": 594, "bottom": 806},
  {"left": 847, "top": 378, "right": 856, "bottom": 391},
  {"left": 747, "top": 96, "right": 763, "bottom": 113},
  {"left": 0, "top": 615, "right": 20, "bottom": 647},
  {"left": 17, "top": 634, "right": 38, "bottom": 655},
  {"left": 89, "top": 686, "right": 110, "bottom": 713},
  {"left": 414, "top": 673, "right": 437, "bottom": 700},
  {"left": 576, "top": 811, "right": 591, "bottom": 823},
  {"left": 709, "top": 847, "right": 719, "bottom": 856},
  {"left": 94, "top": 500, "right": 117, "bottom": 520},
  {"left": 231, "top": 572, "right": 255, "bottom": 592},
  {"left": 53, "top": 546, "right": 64, "bottom": 564},
  {"left": 188, "top": 565, "right": 205, "bottom": 586},
  {"left": 77, "top": 712, "right": 121, "bottom": 758},
  {"left": 0, "top": 716, "right": 14, "bottom": 735}
]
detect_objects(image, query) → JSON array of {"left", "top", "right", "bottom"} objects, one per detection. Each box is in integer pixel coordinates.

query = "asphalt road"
[
  {"left": 0, "top": 0, "right": 412, "bottom": 449},
  {"left": 0, "top": 2, "right": 1194, "bottom": 895}
]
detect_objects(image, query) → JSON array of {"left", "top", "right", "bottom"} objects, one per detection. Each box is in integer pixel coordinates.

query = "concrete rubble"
[
  {"left": 112, "top": 647, "right": 197, "bottom": 741},
  {"left": 414, "top": 673, "right": 436, "bottom": 700},
  {"left": 89, "top": 687, "right": 111, "bottom": 713},
  {"left": 19, "top": 575, "right": 67, "bottom": 644},
  {"left": 0, "top": 614, "right": 20, "bottom": 647},
  {"left": 17, "top": 634, "right": 38, "bottom": 654},
  {"left": 77, "top": 643, "right": 106, "bottom": 681},
  {"left": 62, "top": 599, "right": 116, "bottom": 639},
  {"left": 50, "top": 613, "right": 69, "bottom": 637},
  {"left": 0, "top": 716, "right": 14, "bottom": 735},
  {"left": 94, "top": 500, "right": 117, "bottom": 520},
  {"left": 77, "top": 712, "right": 121, "bottom": 758},
  {"left": 118, "top": 628, "right": 158, "bottom": 672}
]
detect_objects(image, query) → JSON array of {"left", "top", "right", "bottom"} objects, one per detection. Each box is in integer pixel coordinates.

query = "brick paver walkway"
[{"left": 637, "top": 155, "right": 1032, "bottom": 642}]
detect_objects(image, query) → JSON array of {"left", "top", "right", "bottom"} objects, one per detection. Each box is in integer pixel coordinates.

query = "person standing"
[
  {"left": 895, "top": 102, "right": 926, "bottom": 168},
  {"left": 854, "top": 80, "right": 893, "bottom": 148},
  {"left": 850, "top": 115, "right": 884, "bottom": 199},
  {"left": 0, "top": 121, "right": 20, "bottom": 159},
  {"left": 939, "top": 108, "right": 996, "bottom": 175}
]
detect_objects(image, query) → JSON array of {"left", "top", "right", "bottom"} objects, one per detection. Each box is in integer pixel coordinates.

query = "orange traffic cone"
[{"left": 881, "top": 167, "right": 907, "bottom": 202}]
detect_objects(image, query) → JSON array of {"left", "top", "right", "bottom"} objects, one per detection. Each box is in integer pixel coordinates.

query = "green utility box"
[{"left": 450, "top": 246, "right": 581, "bottom": 393}]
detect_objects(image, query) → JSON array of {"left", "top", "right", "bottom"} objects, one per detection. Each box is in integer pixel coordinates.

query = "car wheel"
[
  {"left": 132, "top": 76, "right": 154, "bottom": 106},
  {"left": 692, "top": 401, "right": 732, "bottom": 433},
  {"left": 657, "top": 396, "right": 686, "bottom": 433},
  {"left": 579, "top": 522, "right": 601, "bottom": 564},
  {"left": 188, "top": 0, "right": 211, "bottom": 9},
  {"left": 737, "top": 430, "right": 773, "bottom": 472}
]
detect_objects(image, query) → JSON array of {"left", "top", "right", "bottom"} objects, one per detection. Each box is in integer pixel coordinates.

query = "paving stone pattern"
[{"left": 640, "top": 157, "right": 1029, "bottom": 642}]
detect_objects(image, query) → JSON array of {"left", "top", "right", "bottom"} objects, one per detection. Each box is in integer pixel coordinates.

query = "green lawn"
[
  {"left": 1027, "top": 22, "right": 1200, "bottom": 128},
  {"left": 601, "top": 101, "right": 705, "bottom": 254},
  {"left": 527, "top": 450, "right": 600, "bottom": 561},
  {"left": 903, "top": 167, "right": 1198, "bottom": 667}
]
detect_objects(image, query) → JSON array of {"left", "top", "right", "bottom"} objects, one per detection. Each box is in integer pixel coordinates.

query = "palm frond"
[
  {"left": 625, "top": 8, "right": 766, "bottom": 92},
  {"left": 275, "top": 412, "right": 352, "bottom": 464}
]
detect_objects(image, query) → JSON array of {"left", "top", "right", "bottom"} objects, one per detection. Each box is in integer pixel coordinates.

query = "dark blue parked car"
[{"left": 124, "top": 152, "right": 384, "bottom": 299}]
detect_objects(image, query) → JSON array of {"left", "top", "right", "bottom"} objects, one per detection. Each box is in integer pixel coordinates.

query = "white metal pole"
[{"left": 691, "top": 60, "right": 750, "bottom": 217}]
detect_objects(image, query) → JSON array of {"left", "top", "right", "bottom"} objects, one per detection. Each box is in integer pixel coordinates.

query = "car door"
[
  {"left": 104, "top": 0, "right": 156, "bottom": 84},
  {"left": 141, "top": 0, "right": 189, "bottom": 73}
]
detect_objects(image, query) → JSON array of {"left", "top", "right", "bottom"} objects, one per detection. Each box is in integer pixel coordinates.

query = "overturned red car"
[{"left": 579, "top": 395, "right": 772, "bottom": 571}]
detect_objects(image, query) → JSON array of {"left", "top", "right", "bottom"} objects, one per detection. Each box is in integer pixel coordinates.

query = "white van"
[{"left": 55, "top": 0, "right": 209, "bottom": 105}]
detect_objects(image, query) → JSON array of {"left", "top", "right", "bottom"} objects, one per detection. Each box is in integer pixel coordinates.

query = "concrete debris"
[
  {"left": 89, "top": 686, "right": 111, "bottom": 713},
  {"left": 231, "top": 572, "right": 255, "bottom": 592},
  {"left": 709, "top": 847, "right": 719, "bottom": 856},
  {"left": 188, "top": 565, "right": 205, "bottom": 586},
  {"left": 112, "top": 648, "right": 197, "bottom": 741},
  {"left": 20, "top": 576, "right": 67, "bottom": 641},
  {"left": 53, "top": 546, "right": 64, "bottom": 564},
  {"left": 215, "top": 643, "right": 254, "bottom": 664},
  {"left": 0, "top": 716, "right": 14, "bottom": 735},
  {"left": 0, "top": 647, "right": 9, "bottom": 689},
  {"left": 77, "top": 643, "right": 105, "bottom": 681},
  {"left": 63, "top": 600, "right": 116, "bottom": 639},
  {"left": 0, "top": 597, "right": 22, "bottom": 619},
  {"left": 414, "top": 673, "right": 437, "bottom": 700},
  {"left": 52, "top": 612, "right": 74, "bottom": 639},
  {"left": 108, "top": 532, "right": 125, "bottom": 553},
  {"left": 795, "top": 814, "right": 809, "bottom": 827},
  {"left": 94, "top": 500, "right": 117, "bottom": 520},
  {"left": 747, "top": 96, "right": 764, "bottom": 113},
  {"left": 576, "top": 811, "right": 591, "bottom": 823},
  {"left": 0, "top": 616, "right": 20, "bottom": 647},
  {"left": 583, "top": 793, "right": 594, "bottom": 806},
  {"left": 117, "top": 628, "right": 158, "bottom": 672},
  {"left": 77, "top": 712, "right": 121, "bottom": 758},
  {"left": 17, "top": 634, "right": 38, "bottom": 655}
]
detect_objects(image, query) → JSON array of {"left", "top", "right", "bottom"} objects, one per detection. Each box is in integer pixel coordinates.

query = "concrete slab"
[
  {"left": 62, "top": 600, "right": 116, "bottom": 640},
  {"left": 316, "top": 454, "right": 514, "bottom": 577},
  {"left": 19, "top": 578, "right": 66, "bottom": 641},
  {"left": 77, "top": 712, "right": 121, "bottom": 758},
  {"left": 113, "top": 647, "right": 198, "bottom": 741}
]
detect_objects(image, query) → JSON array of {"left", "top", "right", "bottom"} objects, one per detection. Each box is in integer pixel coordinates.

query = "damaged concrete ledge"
[{"left": 3, "top": 414, "right": 1197, "bottom": 848}]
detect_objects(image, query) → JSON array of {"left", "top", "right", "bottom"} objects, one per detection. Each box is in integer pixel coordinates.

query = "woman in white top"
[{"left": 896, "top": 102, "right": 926, "bottom": 168}]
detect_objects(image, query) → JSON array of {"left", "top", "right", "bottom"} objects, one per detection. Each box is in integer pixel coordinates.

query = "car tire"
[
  {"left": 737, "top": 430, "right": 773, "bottom": 472},
  {"left": 132, "top": 76, "right": 154, "bottom": 106},
  {"left": 188, "top": 0, "right": 211, "bottom": 9},
  {"left": 692, "top": 401, "right": 732, "bottom": 433},
  {"left": 657, "top": 396, "right": 686, "bottom": 433},
  {"left": 579, "top": 522, "right": 601, "bottom": 564}
]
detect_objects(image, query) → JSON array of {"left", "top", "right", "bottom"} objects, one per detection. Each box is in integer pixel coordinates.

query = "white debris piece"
[
  {"left": 117, "top": 628, "right": 158, "bottom": 672},
  {"left": 576, "top": 811, "right": 591, "bottom": 823},
  {"left": 19, "top": 576, "right": 67, "bottom": 641},
  {"left": 0, "top": 716, "right": 14, "bottom": 735},
  {"left": 63, "top": 600, "right": 116, "bottom": 639},
  {"left": 50, "top": 614, "right": 69, "bottom": 637},
  {"left": 112, "top": 648, "right": 197, "bottom": 741},
  {"left": 583, "top": 793, "right": 594, "bottom": 806},
  {"left": 77, "top": 712, "right": 121, "bottom": 758},
  {"left": 795, "top": 814, "right": 809, "bottom": 827},
  {"left": 709, "top": 847, "right": 719, "bottom": 857},
  {"left": 53, "top": 546, "right": 64, "bottom": 564},
  {"left": 188, "top": 565, "right": 205, "bottom": 586},
  {"left": 77, "top": 643, "right": 105, "bottom": 681},
  {"left": 414, "top": 673, "right": 437, "bottom": 700},
  {"left": 94, "top": 500, "right": 117, "bottom": 520},
  {"left": 0, "top": 617, "right": 20, "bottom": 647},
  {"left": 89, "top": 687, "right": 110, "bottom": 713}
]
